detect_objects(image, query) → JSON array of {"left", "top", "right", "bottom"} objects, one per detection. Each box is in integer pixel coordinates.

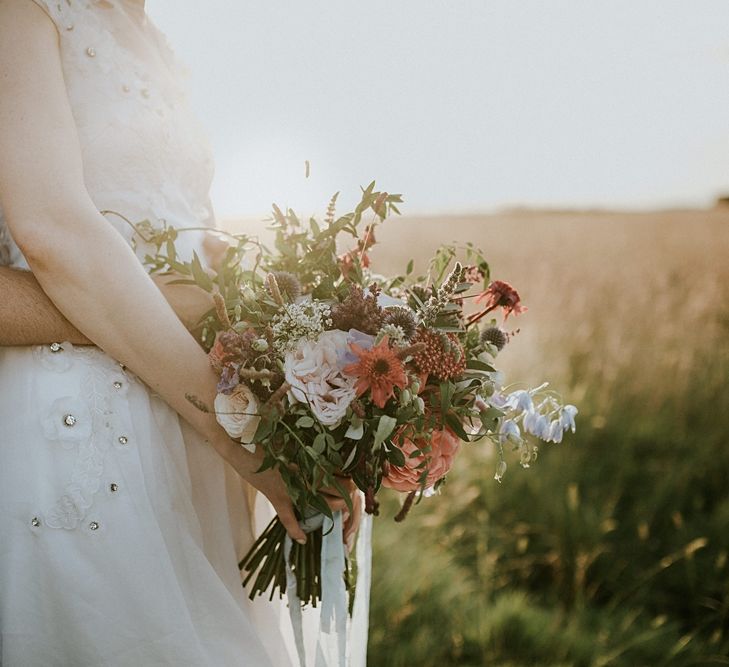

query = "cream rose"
[
  {"left": 284, "top": 330, "right": 357, "bottom": 427},
  {"left": 214, "top": 384, "right": 260, "bottom": 452}
]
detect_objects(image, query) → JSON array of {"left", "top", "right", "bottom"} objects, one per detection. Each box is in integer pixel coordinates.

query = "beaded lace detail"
[
  {"left": 37, "top": 343, "right": 138, "bottom": 529},
  {"left": 0, "top": 0, "right": 215, "bottom": 269}
]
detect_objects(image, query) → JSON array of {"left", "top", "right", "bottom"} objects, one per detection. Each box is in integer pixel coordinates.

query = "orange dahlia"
[{"left": 343, "top": 336, "right": 407, "bottom": 408}]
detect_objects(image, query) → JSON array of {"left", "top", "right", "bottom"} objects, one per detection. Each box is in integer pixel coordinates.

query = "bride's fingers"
[
  {"left": 343, "top": 492, "right": 363, "bottom": 553},
  {"left": 319, "top": 476, "right": 355, "bottom": 500},
  {"left": 322, "top": 492, "right": 348, "bottom": 512},
  {"left": 272, "top": 497, "right": 307, "bottom": 545}
]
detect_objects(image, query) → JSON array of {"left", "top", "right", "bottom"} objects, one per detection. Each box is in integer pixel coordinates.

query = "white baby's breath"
[{"left": 271, "top": 301, "right": 332, "bottom": 353}]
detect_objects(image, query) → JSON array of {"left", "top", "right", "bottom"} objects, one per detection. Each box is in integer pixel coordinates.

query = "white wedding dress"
[{"left": 0, "top": 1, "right": 315, "bottom": 665}]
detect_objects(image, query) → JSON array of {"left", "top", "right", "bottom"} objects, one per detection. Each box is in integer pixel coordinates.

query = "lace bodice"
[{"left": 0, "top": 0, "right": 215, "bottom": 268}]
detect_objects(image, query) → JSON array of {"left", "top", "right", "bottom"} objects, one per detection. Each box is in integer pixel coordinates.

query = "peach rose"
[
  {"left": 382, "top": 427, "right": 461, "bottom": 492},
  {"left": 214, "top": 384, "right": 260, "bottom": 452}
]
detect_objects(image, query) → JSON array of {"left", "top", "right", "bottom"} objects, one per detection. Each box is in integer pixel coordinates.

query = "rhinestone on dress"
[
  {"left": 65, "top": 23, "right": 74, "bottom": 31},
  {"left": 118, "top": 435, "right": 128, "bottom": 445},
  {"left": 31, "top": 517, "right": 41, "bottom": 528},
  {"left": 49, "top": 342, "right": 62, "bottom": 353},
  {"left": 110, "top": 483, "right": 119, "bottom": 493},
  {"left": 86, "top": 47, "right": 96, "bottom": 57},
  {"left": 89, "top": 521, "right": 100, "bottom": 531},
  {"left": 113, "top": 381, "right": 123, "bottom": 389},
  {"left": 63, "top": 414, "right": 77, "bottom": 427}
]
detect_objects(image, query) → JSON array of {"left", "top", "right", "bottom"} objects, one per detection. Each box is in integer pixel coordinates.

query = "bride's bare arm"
[
  {"left": 0, "top": 266, "right": 214, "bottom": 345},
  {"left": 0, "top": 0, "right": 328, "bottom": 543}
]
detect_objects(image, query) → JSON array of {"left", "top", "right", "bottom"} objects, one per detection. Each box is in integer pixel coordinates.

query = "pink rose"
[{"left": 382, "top": 427, "right": 461, "bottom": 492}]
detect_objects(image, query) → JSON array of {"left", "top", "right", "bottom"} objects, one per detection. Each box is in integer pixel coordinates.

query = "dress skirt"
[{"left": 0, "top": 341, "right": 298, "bottom": 666}]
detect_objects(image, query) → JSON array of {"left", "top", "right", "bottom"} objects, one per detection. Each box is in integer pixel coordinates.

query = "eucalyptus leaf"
[
  {"left": 342, "top": 446, "right": 358, "bottom": 470},
  {"left": 312, "top": 433, "right": 327, "bottom": 455},
  {"left": 373, "top": 415, "right": 398, "bottom": 449},
  {"left": 345, "top": 418, "right": 364, "bottom": 440}
]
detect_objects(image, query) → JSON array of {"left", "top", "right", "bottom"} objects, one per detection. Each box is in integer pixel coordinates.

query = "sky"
[{"left": 147, "top": 0, "right": 729, "bottom": 219}]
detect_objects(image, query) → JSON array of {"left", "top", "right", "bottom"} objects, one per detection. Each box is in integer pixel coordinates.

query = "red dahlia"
[{"left": 470, "top": 280, "right": 527, "bottom": 323}]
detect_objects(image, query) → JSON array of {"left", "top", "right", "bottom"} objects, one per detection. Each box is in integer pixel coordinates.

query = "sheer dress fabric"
[{"left": 0, "top": 1, "right": 308, "bottom": 664}]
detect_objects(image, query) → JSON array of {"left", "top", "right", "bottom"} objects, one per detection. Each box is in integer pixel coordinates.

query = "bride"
[{"left": 0, "top": 0, "right": 360, "bottom": 664}]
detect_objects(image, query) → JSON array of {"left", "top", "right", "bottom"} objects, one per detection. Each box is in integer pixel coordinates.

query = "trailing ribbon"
[{"left": 283, "top": 493, "right": 373, "bottom": 667}]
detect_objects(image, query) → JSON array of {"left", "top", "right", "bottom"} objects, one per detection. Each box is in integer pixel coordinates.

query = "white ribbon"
[{"left": 283, "top": 495, "right": 373, "bottom": 667}]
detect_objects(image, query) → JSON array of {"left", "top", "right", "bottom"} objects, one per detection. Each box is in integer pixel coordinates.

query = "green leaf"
[
  {"left": 439, "top": 382, "right": 455, "bottom": 418},
  {"left": 329, "top": 476, "right": 354, "bottom": 514},
  {"left": 444, "top": 413, "right": 470, "bottom": 441},
  {"left": 406, "top": 259, "right": 414, "bottom": 275},
  {"left": 342, "top": 445, "right": 358, "bottom": 470},
  {"left": 387, "top": 444, "right": 406, "bottom": 467},
  {"left": 373, "top": 415, "right": 398, "bottom": 449},
  {"left": 479, "top": 406, "right": 503, "bottom": 431},
  {"left": 345, "top": 417, "right": 364, "bottom": 440},
  {"left": 252, "top": 417, "right": 273, "bottom": 442},
  {"left": 165, "top": 238, "right": 177, "bottom": 264},
  {"left": 312, "top": 433, "right": 327, "bottom": 455},
  {"left": 295, "top": 416, "right": 315, "bottom": 429},
  {"left": 166, "top": 279, "right": 199, "bottom": 286},
  {"left": 190, "top": 251, "right": 213, "bottom": 292},
  {"left": 467, "top": 359, "right": 496, "bottom": 373}
]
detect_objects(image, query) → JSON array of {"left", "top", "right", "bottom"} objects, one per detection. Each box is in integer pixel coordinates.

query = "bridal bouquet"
[{"left": 133, "top": 182, "right": 577, "bottom": 610}]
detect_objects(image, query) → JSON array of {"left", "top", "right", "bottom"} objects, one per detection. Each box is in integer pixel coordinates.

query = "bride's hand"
[
  {"left": 342, "top": 489, "right": 363, "bottom": 555},
  {"left": 221, "top": 441, "right": 361, "bottom": 547},
  {"left": 301, "top": 470, "right": 363, "bottom": 552},
  {"left": 219, "top": 440, "right": 309, "bottom": 544}
]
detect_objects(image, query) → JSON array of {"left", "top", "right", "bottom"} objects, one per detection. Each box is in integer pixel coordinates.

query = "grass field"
[
  {"left": 229, "top": 206, "right": 729, "bottom": 665},
  {"left": 364, "top": 206, "right": 729, "bottom": 666}
]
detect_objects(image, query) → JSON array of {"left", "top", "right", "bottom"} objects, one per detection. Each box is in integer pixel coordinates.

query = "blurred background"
[{"left": 150, "top": 1, "right": 729, "bottom": 664}]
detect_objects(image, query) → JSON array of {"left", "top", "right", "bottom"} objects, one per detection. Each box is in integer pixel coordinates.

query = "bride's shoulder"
[
  {"left": 1, "top": 0, "right": 101, "bottom": 33},
  {"left": 0, "top": 0, "right": 70, "bottom": 38}
]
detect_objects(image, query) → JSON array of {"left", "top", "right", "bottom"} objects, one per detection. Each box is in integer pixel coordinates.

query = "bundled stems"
[{"left": 239, "top": 513, "right": 347, "bottom": 606}]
